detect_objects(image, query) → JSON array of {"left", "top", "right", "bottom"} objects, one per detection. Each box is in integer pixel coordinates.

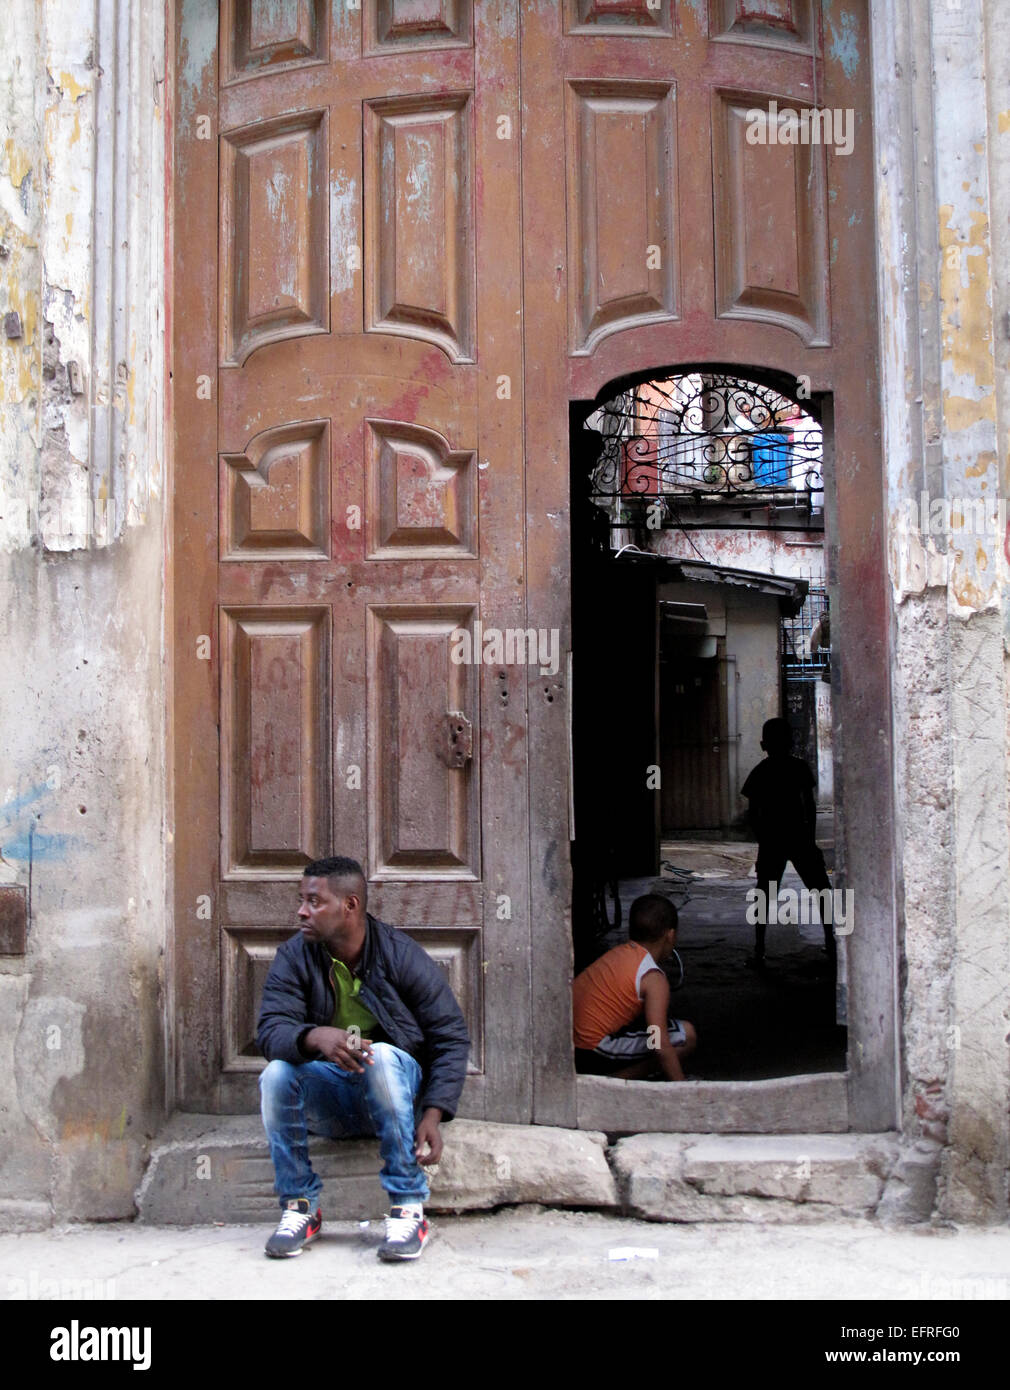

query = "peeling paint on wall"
[
  {"left": 177, "top": 0, "right": 217, "bottom": 144},
  {"left": 0, "top": 0, "right": 168, "bottom": 1228},
  {"left": 935, "top": 183, "right": 1001, "bottom": 615},
  {"left": 0, "top": 0, "right": 165, "bottom": 555},
  {"left": 329, "top": 171, "right": 358, "bottom": 294},
  {"left": 938, "top": 207, "right": 994, "bottom": 389},
  {"left": 826, "top": 8, "right": 861, "bottom": 80}
]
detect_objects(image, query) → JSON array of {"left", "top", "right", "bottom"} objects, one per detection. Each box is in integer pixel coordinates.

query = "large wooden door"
[
  {"left": 173, "top": 1, "right": 889, "bottom": 1130},
  {"left": 522, "top": 2, "right": 891, "bottom": 1127},
  {"left": 173, "top": 1, "right": 529, "bottom": 1115}
]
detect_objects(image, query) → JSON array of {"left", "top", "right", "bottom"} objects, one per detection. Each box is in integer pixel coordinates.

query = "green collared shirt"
[{"left": 329, "top": 955, "right": 380, "bottom": 1038}]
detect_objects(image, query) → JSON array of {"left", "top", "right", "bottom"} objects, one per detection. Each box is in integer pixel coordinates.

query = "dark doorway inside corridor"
[{"left": 569, "top": 370, "right": 847, "bottom": 1085}]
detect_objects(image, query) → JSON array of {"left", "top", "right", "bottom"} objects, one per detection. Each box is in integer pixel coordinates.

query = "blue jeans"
[{"left": 259, "top": 1043, "right": 430, "bottom": 1209}]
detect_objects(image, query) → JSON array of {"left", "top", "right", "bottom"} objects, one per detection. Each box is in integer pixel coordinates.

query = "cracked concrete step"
[
  {"left": 611, "top": 1133, "right": 907, "bottom": 1223},
  {"left": 137, "top": 1118, "right": 918, "bottom": 1226},
  {"left": 135, "top": 1114, "right": 618, "bottom": 1224}
]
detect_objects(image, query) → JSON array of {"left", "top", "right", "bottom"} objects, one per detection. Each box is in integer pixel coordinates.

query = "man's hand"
[
  {"left": 414, "top": 1107, "right": 443, "bottom": 1166},
  {"left": 303, "top": 1026, "right": 374, "bottom": 1073}
]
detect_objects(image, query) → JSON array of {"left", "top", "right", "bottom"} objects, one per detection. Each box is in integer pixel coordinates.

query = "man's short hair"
[
  {"left": 761, "top": 717, "right": 793, "bottom": 748},
  {"left": 302, "top": 856, "right": 367, "bottom": 907},
  {"left": 628, "top": 894, "right": 678, "bottom": 943}
]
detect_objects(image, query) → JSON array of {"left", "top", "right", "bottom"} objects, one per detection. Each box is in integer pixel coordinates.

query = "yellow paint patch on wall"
[
  {"left": 57, "top": 70, "right": 89, "bottom": 103},
  {"left": 1, "top": 268, "right": 39, "bottom": 400},
  {"left": 976, "top": 544, "right": 987, "bottom": 571},
  {"left": 952, "top": 573, "right": 993, "bottom": 612},
  {"left": 3, "top": 137, "right": 32, "bottom": 190},
  {"left": 943, "top": 391, "right": 996, "bottom": 433},
  {"left": 966, "top": 450, "right": 996, "bottom": 480},
  {"left": 938, "top": 205, "right": 994, "bottom": 390},
  {"left": 999, "top": 110, "right": 1010, "bottom": 134}
]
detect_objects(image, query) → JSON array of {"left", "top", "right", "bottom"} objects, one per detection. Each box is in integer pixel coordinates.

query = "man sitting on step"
[{"left": 256, "top": 855, "right": 470, "bottom": 1262}]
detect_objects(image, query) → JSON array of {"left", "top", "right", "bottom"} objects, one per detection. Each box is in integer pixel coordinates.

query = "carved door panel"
[
  {"left": 173, "top": 1, "right": 529, "bottom": 1115},
  {"left": 522, "top": 3, "right": 889, "bottom": 1125}
]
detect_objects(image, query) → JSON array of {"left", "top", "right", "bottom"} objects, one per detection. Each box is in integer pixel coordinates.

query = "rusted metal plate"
[{"left": 0, "top": 885, "right": 28, "bottom": 955}]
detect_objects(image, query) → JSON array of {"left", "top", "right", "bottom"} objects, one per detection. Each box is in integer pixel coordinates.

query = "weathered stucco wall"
[
  {"left": 0, "top": 0, "right": 1007, "bottom": 1230},
  {"left": 873, "top": 0, "right": 1010, "bottom": 1221},
  {"left": 667, "top": 529, "right": 825, "bottom": 585},
  {"left": 0, "top": 0, "right": 166, "bottom": 1227}
]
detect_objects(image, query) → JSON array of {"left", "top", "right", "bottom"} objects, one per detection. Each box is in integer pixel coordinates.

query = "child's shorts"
[{"left": 574, "top": 1019, "right": 688, "bottom": 1075}]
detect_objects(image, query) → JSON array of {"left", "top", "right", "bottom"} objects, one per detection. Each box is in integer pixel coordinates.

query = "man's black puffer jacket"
[{"left": 256, "top": 914, "right": 470, "bottom": 1120}]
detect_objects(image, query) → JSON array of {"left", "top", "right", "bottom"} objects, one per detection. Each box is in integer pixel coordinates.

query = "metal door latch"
[{"left": 439, "top": 711, "right": 473, "bottom": 768}]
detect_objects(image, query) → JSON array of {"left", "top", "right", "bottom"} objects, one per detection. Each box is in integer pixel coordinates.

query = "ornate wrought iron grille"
[{"left": 584, "top": 373, "right": 824, "bottom": 525}]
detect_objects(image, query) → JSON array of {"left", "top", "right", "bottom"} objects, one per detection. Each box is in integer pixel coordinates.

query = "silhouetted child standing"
[{"left": 741, "top": 717, "right": 835, "bottom": 967}]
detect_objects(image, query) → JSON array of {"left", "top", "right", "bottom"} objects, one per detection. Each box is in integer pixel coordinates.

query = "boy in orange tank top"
[{"left": 572, "top": 895, "right": 697, "bottom": 1080}]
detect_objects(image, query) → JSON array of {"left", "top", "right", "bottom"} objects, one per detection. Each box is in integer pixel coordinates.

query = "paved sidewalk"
[{"left": 2, "top": 1208, "right": 1009, "bottom": 1301}]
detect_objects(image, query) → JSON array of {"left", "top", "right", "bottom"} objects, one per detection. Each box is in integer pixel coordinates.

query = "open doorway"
[{"left": 570, "top": 368, "right": 846, "bottom": 1084}]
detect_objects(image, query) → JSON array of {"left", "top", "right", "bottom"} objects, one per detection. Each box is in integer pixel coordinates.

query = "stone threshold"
[{"left": 135, "top": 1115, "right": 937, "bottom": 1226}]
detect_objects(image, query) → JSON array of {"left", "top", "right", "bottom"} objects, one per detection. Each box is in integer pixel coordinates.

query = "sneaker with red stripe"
[
  {"left": 377, "top": 1205, "right": 430, "bottom": 1261},
  {"left": 265, "top": 1198, "right": 322, "bottom": 1258}
]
